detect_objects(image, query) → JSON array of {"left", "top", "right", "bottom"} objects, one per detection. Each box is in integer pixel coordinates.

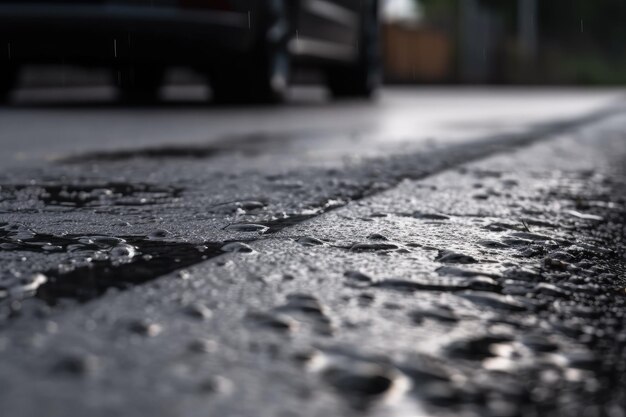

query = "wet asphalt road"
[
  {"left": 1, "top": 87, "right": 626, "bottom": 417},
  {"left": 0, "top": 86, "right": 622, "bottom": 167}
]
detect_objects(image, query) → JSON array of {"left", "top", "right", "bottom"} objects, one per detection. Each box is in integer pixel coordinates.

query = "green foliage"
[
  {"left": 414, "top": 0, "right": 626, "bottom": 83},
  {"left": 419, "top": 0, "right": 626, "bottom": 53}
]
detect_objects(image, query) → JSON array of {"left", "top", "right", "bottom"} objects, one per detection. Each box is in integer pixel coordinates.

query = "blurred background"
[
  {"left": 18, "top": 0, "right": 626, "bottom": 90},
  {"left": 382, "top": 0, "right": 626, "bottom": 85}
]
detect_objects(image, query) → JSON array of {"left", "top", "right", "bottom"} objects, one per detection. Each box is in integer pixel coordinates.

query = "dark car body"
[{"left": 0, "top": 0, "right": 380, "bottom": 102}]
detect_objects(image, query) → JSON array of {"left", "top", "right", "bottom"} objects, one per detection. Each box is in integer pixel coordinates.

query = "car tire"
[
  {"left": 327, "top": 0, "right": 380, "bottom": 99},
  {"left": 115, "top": 64, "right": 164, "bottom": 103},
  {"left": 0, "top": 65, "right": 17, "bottom": 103},
  {"left": 211, "top": 0, "right": 290, "bottom": 104}
]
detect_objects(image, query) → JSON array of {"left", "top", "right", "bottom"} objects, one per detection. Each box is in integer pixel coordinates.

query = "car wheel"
[
  {"left": 115, "top": 64, "right": 164, "bottom": 103},
  {"left": 211, "top": 0, "right": 290, "bottom": 104},
  {"left": 0, "top": 65, "right": 17, "bottom": 103},
  {"left": 327, "top": 0, "right": 380, "bottom": 99}
]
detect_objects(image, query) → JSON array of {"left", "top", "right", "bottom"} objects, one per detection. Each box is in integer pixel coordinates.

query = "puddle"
[
  {"left": 0, "top": 227, "right": 228, "bottom": 313},
  {"left": 0, "top": 209, "right": 333, "bottom": 322},
  {"left": 59, "top": 132, "right": 292, "bottom": 163},
  {"left": 64, "top": 146, "right": 223, "bottom": 162},
  {"left": 36, "top": 238, "right": 224, "bottom": 306},
  {"left": 0, "top": 182, "right": 183, "bottom": 208}
]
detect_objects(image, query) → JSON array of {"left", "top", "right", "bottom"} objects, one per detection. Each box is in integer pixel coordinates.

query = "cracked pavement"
[{"left": 1, "top": 88, "right": 626, "bottom": 417}]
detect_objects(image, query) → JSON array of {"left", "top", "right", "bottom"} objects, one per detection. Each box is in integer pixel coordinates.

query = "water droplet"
[
  {"left": 436, "top": 250, "right": 478, "bottom": 264},
  {"left": 413, "top": 212, "right": 450, "bottom": 220},
  {"left": 148, "top": 229, "right": 170, "bottom": 240},
  {"left": 564, "top": 351, "right": 599, "bottom": 370},
  {"left": 501, "top": 237, "right": 533, "bottom": 247},
  {"left": 478, "top": 239, "right": 510, "bottom": 249},
  {"left": 367, "top": 233, "right": 389, "bottom": 241},
  {"left": 177, "top": 270, "right": 191, "bottom": 280},
  {"left": 239, "top": 201, "right": 265, "bottom": 211},
  {"left": 128, "top": 319, "right": 162, "bottom": 337},
  {"left": 446, "top": 334, "right": 513, "bottom": 360},
  {"left": 324, "top": 362, "right": 410, "bottom": 407},
  {"left": 344, "top": 270, "right": 373, "bottom": 284},
  {"left": 535, "top": 282, "right": 569, "bottom": 298},
  {"left": 221, "top": 242, "right": 254, "bottom": 253},
  {"left": 436, "top": 266, "right": 496, "bottom": 278},
  {"left": 503, "top": 268, "right": 540, "bottom": 282},
  {"left": 467, "top": 276, "right": 501, "bottom": 292},
  {"left": 297, "top": 236, "right": 325, "bottom": 246},
  {"left": 225, "top": 223, "right": 269, "bottom": 233},
  {"left": 369, "top": 212, "right": 389, "bottom": 218},
  {"left": 282, "top": 293, "right": 325, "bottom": 315},
  {"left": 293, "top": 349, "right": 327, "bottom": 371},
  {"left": 198, "top": 375, "right": 234, "bottom": 395},
  {"left": 435, "top": 250, "right": 478, "bottom": 264},
  {"left": 90, "top": 236, "right": 126, "bottom": 247},
  {"left": 520, "top": 334, "right": 559, "bottom": 352},
  {"left": 188, "top": 338, "right": 218, "bottom": 354},
  {"left": 52, "top": 353, "right": 99, "bottom": 376},
  {"left": 350, "top": 243, "right": 399, "bottom": 252},
  {"left": 373, "top": 278, "right": 466, "bottom": 293},
  {"left": 109, "top": 243, "right": 137, "bottom": 263},
  {"left": 459, "top": 291, "right": 527, "bottom": 311},
  {"left": 184, "top": 303, "right": 212, "bottom": 320},
  {"left": 410, "top": 306, "right": 458, "bottom": 324},
  {"left": 246, "top": 312, "right": 297, "bottom": 333}
]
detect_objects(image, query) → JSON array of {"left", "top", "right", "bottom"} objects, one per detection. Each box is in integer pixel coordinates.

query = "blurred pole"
[
  {"left": 459, "top": 0, "right": 494, "bottom": 83},
  {"left": 517, "top": 0, "right": 537, "bottom": 80}
]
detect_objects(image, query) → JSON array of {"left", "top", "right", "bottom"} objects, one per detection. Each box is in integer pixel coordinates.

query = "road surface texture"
[{"left": 1, "top": 87, "right": 626, "bottom": 417}]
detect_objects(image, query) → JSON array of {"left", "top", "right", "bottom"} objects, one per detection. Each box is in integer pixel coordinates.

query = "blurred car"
[{"left": 0, "top": 0, "right": 380, "bottom": 102}]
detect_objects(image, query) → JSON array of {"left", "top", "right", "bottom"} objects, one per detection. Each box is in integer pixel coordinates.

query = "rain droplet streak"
[{"left": 566, "top": 210, "right": 604, "bottom": 222}]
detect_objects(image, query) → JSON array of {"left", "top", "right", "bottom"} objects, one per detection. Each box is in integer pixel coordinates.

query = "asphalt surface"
[
  {"left": 1, "top": 86, "right": 622, "bottom": 167},
  {"left": 1, "top": 87, "right": 626, "bottom": 417}
]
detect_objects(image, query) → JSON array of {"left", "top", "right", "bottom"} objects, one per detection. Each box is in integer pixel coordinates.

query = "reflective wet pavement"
[{"left": 0, "top": 89, "right": 625, "bottom": 416}]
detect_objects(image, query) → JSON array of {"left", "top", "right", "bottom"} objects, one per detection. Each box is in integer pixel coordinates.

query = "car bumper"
[{"left": 0, "top": 5, "right": 254, "bottom": 64}]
